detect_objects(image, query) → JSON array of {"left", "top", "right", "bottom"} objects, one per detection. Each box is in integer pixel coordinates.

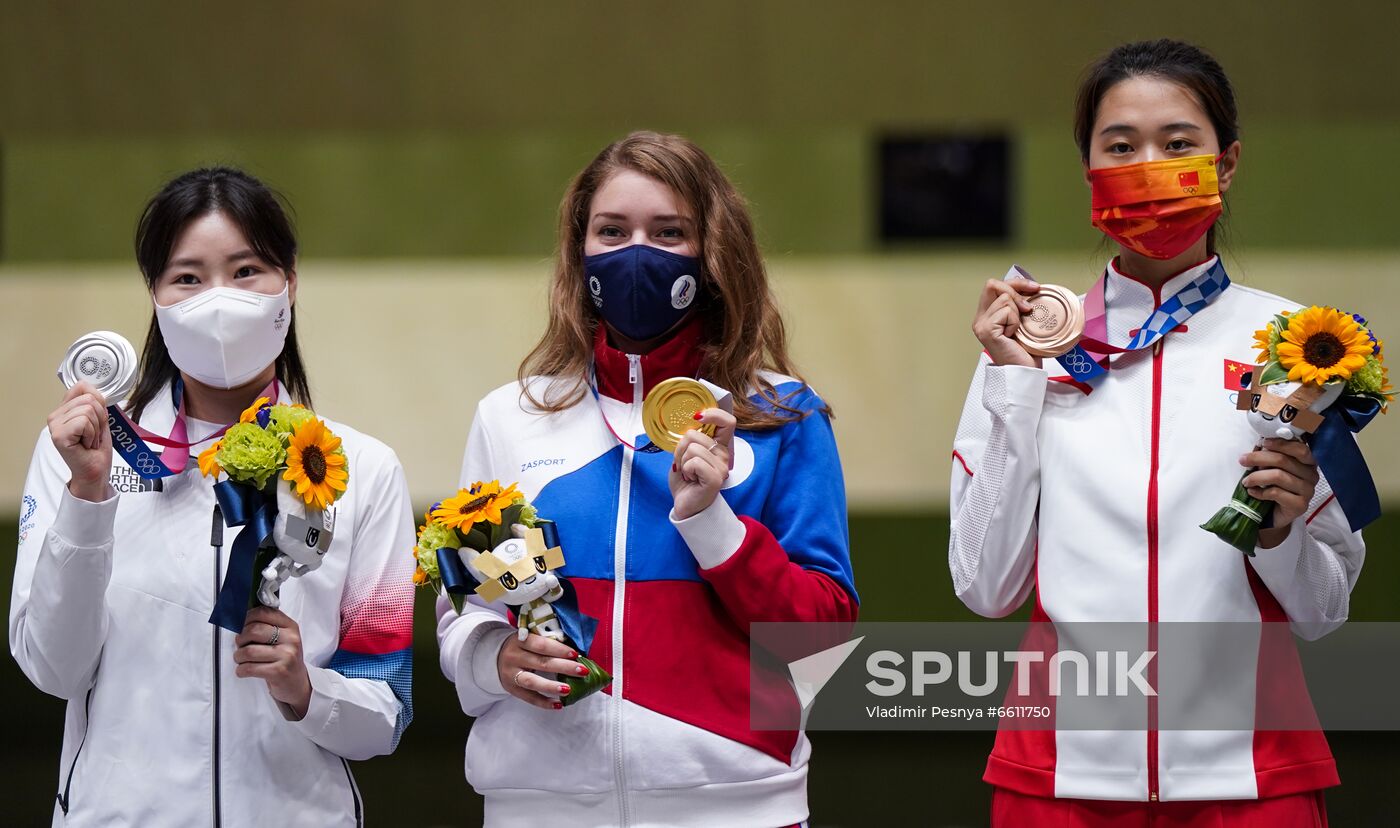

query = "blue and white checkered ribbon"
[{"left": 1057, "top": 259, "right": 1230, "bottom": 384}]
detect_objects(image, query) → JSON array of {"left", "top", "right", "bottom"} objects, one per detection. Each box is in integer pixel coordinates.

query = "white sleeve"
[
  {"left": 9, "top": 430, "right": 118, "bottom": 700},
  {"left": 1249, "top": 473, "right": 1365, "bottom": 641},
  {"left": 283, "top": 446, "right": 418, "bottom": 760},
  {"left": 948, "top": 356, "right": 1047, "bottom": 618},
  {"left": 436, "top": 405, "right": 515, "bottom": 717}
]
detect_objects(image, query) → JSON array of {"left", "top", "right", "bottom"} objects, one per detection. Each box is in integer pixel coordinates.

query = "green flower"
[
  {"left": 415, "top": 548, "right": 439, "bottom": 581},
  {"left": 415, "top": 521, "right": 460, "bottom": 579},
  {"left": 216, "top": 422, "right": 286, "bottom": 489},
  {"left": 1347, "top": 354, "right": 1387, "bottom": 397},
  {"left": 517, "top": 501, "right": 539, "bottom": 527},
  {"left": 266, "top": 404, "right": 317, "bottom": 441}
]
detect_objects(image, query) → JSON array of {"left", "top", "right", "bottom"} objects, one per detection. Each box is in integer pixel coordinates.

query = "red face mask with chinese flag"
[{"left": 1089, "top": 153, "right": 1224, "bottom": 260}]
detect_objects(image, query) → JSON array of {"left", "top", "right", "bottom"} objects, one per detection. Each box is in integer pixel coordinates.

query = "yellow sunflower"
[
  {"left": 282, "top": 418, "right": 348, "bottom": 509},
  {"left": 1252, "top": 326, "right": 1276, "bottom": 364},
  {"left": 1276, "top": 306, "right": 1372, "bottom": 386},
  {"left": 431, "top": 480, "right": 521, "bottom": 531},
  {"left": 197, "top": 439, "right": 223, "bottom": 479},
  {"left": 239, "top": 396, "right": 272, "bottom": 424}
]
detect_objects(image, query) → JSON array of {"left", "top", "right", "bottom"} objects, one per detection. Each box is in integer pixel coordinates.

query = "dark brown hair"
[
  {"left": 1074, "top": 39, "right": 1239, "bottom": 252},
  {"left": 518, "top": 130, "right": 828, "bottom": 429},
  {"left": 127, "top": 167, "right": 312, "bottom": 419}
]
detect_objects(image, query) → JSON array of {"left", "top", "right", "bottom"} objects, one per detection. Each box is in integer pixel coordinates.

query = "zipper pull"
[
  {"left": 627, "top": 354, "right": 640, "bottom": 386},
  {"left": 210, "top": 504, "right": 224, "bottom": 548}
]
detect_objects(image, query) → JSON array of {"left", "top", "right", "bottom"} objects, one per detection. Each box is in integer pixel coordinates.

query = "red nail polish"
[
  {"left": 569, "top": 650, "right": 578, "bottom": 659},
  {"left": 558, "top": 684, "right": 570, "bottom": 694},
  {"left": 671, "top": 463, "right": 677, "bottom": 472},
  {"left": 692, "top": 412, "right": 703, "bottom": 420},
  {"left": 576, "top": 665, "right": 589, "bottom": 675},
  {"left": 553, "top": 701, "right": 563, "bottom": 710}
]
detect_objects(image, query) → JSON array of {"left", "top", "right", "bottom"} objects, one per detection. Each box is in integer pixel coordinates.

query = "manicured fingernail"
[
  {"left": 671, "top": 463, "right": 677, "bottom": 472},
  {"left": 569, "top": 650, "right": 578, "bottom": 659},
  {"left": 553, "top": 701, "right": 563, "bottom": 710},
  {"left": 558, "top": 684, "right": 570, "bottom": 694},
  {"left": 576, "top": 665, "right": 589, "bottom": 675},
  {"left": 692, "top": 412, "right": 703, "bottom": 420}
]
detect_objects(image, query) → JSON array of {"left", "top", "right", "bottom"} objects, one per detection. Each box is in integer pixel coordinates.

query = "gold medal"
[
  {"left": 642, "top": 378, "right": 717, "bottom": 453},
  {"left": 1014, "top": 284, "right": 1085, "bottom": 358}
]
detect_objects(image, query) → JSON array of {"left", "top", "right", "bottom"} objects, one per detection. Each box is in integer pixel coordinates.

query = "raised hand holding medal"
[
  {"left": 972, "top": 268, "right": 1044, "bottom": 367},
  {"left": 51, "top": 331, "right": 140, "bottom": 502},
  {"left": 1012, "top": 275, "right": 1086, "bottom": 359},
  {"left": 647, "top": 378, "right": 737, "bottom": 520}
]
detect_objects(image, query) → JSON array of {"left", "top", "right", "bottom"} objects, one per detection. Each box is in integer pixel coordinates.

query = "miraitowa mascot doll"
[
  {"left": 258, "top": 487, "right": 335, "bottom": 607},
  {"left": 455, "top": 523, "right": 612, "bottom": 704},
  {"left": 1203, "top": 306, "right": 1391, "bottom": 554}
]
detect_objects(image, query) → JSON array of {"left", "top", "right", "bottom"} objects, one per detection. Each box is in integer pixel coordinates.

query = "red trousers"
[{"left": 991, "top": 787, "right": 1328, "bottom": 828}]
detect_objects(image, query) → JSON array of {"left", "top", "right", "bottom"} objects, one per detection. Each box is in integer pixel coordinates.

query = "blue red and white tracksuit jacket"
[
  {"left": 10, "top": 381, "right": 416, "bottom": 827},
  {"left": 437, "top": 321, "right": 858, "bottom": 828},
  {"left": 950, "top": 256, "right": 1365, "bottom": 804}
]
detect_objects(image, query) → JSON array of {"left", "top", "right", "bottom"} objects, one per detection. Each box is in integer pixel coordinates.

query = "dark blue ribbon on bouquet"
[
  {"left": 209, "top": 479, "right": 277, "bottom": 633},
  {"left": 552, "top": 579, "right": 599, "bottom": 656},
  {"left": 1310, "top": 394, "right": 1383, "bottom": 532},
  {"left": 437, "top": 546, "right": 474, "bottom": 596}
]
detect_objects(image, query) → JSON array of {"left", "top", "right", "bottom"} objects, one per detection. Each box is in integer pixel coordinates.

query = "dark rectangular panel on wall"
[{"left": 877, "top": 134, "right": 1012, "bottom": 244}]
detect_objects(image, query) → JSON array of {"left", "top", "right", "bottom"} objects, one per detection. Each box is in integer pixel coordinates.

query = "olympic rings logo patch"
[
  {"left": 1061, "top": 351, "right": 1093, "bottom": 374},
  {"left": 132, "top": 452, "right": 164, "bottom": 477}
]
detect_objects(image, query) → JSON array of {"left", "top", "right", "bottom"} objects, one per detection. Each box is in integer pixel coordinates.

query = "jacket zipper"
[
  {"left": 341, "top": 758, "right": 364, "bottom": 826},
  {"left": 211, "top": 505, "right": 224, "bottom": 827},
  {"left": 1147, "top": 333, "right": 1164, "bottom": 803},
  {"left": 56, "top": 688, "right": 94, "bottom": 815},
  {"left": 610, "top": 352, "right": 642, "bottom": 825}
]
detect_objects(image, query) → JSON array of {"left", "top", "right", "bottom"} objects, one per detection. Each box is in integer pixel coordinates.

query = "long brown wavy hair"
[{"left": 518, "top": 131, "right": 829, "bottom": 429}]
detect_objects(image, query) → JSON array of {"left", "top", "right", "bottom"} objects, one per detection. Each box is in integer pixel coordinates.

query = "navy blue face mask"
[{"left": 584, "top": 244, "right": 701, "bottom": 342}]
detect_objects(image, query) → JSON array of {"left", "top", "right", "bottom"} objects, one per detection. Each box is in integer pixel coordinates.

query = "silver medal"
[{"left": 58, "top": 331, "right": 138, "bottom": 402}]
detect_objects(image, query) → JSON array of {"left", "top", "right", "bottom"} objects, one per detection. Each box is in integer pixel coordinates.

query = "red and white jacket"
[{"left": 949, "top": 257, "right": 1365, "bottom": 802}]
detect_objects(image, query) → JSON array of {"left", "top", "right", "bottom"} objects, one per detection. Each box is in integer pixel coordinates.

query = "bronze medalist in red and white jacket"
[{"left": 950, "top": 255, "right": 1364, "bottom": 803}]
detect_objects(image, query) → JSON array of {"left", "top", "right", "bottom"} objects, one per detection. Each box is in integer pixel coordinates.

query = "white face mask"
[{"left": 154, "top": 285, "right": 292, "bottom": 389}]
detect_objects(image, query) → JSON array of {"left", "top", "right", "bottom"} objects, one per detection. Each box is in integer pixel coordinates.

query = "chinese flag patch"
[
  {"left": 1223, "top": 358, "right": 1254, "bottom": 390},
  {"left": 1179, "top": 170, "right": 1201, "bottom": 188}
]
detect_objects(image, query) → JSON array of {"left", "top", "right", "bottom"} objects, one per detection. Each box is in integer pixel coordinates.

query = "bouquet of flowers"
[
  {"left": 1203, "top": 306, "right": 1391, "bottom": 554},
  {"left": 198, "top": 397, "right": 349, "bottom": 630},
  {"left": 198, "top": 398, "right": 349, "bottom": 506},
  {"left": 414, "top": 481, "right": 611, "bottom": 705}
]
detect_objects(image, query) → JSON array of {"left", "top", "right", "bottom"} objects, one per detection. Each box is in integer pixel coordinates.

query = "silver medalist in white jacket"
[{"left": 11, "top": 382, "right": 416, "bottom": 826}]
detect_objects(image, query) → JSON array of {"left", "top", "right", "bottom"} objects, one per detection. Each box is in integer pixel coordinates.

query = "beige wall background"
[{"left": 3, "top": 252, "right": 1395, "bottom": 510}]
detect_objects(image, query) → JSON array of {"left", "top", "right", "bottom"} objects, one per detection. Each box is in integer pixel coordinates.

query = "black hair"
[{"left": 127, "top": 167, "right": 311, "bottom": 419}]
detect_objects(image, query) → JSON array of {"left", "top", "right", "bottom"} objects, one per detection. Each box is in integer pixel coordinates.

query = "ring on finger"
[
  {"left": 266, "top": 626, "right": 280, "bottom": 647},
  {"left": 514, "top": 669, "right": 529, "bottom": 688}
]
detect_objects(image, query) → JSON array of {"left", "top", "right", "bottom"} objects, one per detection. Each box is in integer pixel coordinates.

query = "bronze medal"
[
  {"left": 1015, "top": 284, "right": 1085, "bottom": 358},
  {"left": 642, "top": 378, "right": 717, "bottom": 453}
]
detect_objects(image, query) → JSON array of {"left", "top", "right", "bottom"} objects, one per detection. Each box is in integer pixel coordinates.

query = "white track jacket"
[
  {"left": 10, "top": 382, "right": 416, "bottom": 826},
  {"left": 950, "top": 257, "right": 1364, "bottom": 802}
]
